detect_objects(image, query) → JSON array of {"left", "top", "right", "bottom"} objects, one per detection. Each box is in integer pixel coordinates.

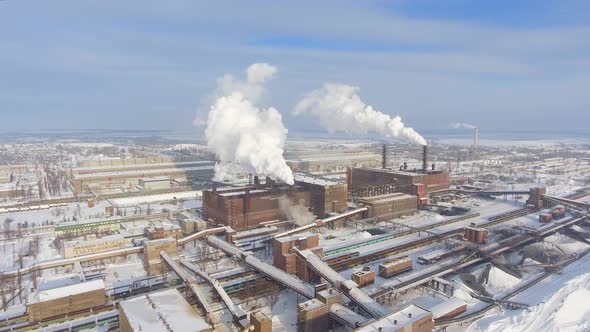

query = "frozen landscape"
[{"left": 2, "top": 1, "right": 590, "bottom": 331}]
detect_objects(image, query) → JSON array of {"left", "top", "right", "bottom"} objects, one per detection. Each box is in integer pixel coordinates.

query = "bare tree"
[{"left": 3, "top": 218, "right": 13, "bottom": 240}]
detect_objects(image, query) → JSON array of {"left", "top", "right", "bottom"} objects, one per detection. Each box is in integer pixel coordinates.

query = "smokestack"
[
  {"left": 254, "top": 176, "right": 260, "bottom": 186},
  {"left": 382, "top": 143, "right": 387, "bottom": 169},
  {"left": 432, "top": 163, "right": 435, "bottom": 171},
  {"left": 403, "top": 162, "right": 408, "bottom": 170},
  {"left": 473, "top": 127, "right": 479, "bottom": 159},
  {"left": 422, "top": 145, "right": 428, "bottom": 173}
]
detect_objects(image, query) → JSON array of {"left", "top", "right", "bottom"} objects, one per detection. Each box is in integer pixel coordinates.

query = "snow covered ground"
[{"left": 467, "top": 250, "right": 590, "bottom": 332}]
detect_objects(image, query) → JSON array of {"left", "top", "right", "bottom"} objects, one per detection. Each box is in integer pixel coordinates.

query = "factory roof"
[
  {"left": 139, "top": 176, "right": 171, "bottom": 182},
  {"left": 358, "top": 167, "right": 425, "bottom": 177},
  {"left": 63, "top": 234, "right": 125, "bottom": 248},
  {"left": 119, "top": 289, "right": 210, "bottom": 332},
  {"left": 355, "top": 304, "right": 431, "bottom": 331},
  {"left": 298, "top": 298, "right": 325, "bottom": 311},
  {"left": 286, "top": 153, "right": 380, "bottom": 162},
  {"left": 31, "top": 279, "right": 105, "bottom": 303},
  {"left": 429, "top": 298, "right": 467, "bottom": 319},
  {"left": 73, "top": 160, "right": 214, "bottom": 172},
  {"left": 73, "top": 165, "right": 214, "bottom": 179},
  {"left": 293, "top": 173, "right": 341, "bottom": 186},
  {"left": 217, "top": 189, "right": 268, "bottom": 197}
]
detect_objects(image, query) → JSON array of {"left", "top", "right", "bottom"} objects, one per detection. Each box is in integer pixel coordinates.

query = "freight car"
[
  {"left": 379, "top": 256, "right": 413, "bottom": 277},
  {"left": 417, "top": 248, "right": 454, "bottom": 265}
]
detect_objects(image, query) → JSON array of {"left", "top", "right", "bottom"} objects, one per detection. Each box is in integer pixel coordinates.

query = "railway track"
[
  {"left": 329, "top": 208, "right": 534, "bottom": 271},
  {"left": 369, "top": 214, "right": 587, "bottom": 301}
]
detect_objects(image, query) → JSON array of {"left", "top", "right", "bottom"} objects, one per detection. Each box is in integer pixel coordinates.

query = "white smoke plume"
[
  {"left": 203, "top": 64, "right": 294, "bottom": 185},
  {"left": 294, "top": 83, "right": 427, "bottom": 146},
  {"left": 451, "top": 122, "right": 477, "bottom": 129},
  {"left": 278, "top": 196, "right": 316, "bottom": 226}
]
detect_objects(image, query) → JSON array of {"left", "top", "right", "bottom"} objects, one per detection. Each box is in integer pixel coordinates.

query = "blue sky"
[{"left": 1, "top": 0, "right": 589, "bottom": 133}]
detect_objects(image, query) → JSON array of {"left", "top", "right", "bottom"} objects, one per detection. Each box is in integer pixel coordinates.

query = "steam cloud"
[
  {"left": 294, "top": 83, "right": 427, "bottom": 146},
  {"left": 204, "top": 64, "right": 294, "bottom": 185},
  {"left": 278, "top": 196, "right": 316, "bottom": 226},
  {"left": 451, "top": 122, "right": 477, "bottom": 129}
]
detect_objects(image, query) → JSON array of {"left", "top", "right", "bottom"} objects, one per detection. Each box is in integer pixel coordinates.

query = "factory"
[
  {"left": 70, "top": 157, "right": 215, "bottom": 193},
  {"left": 349, "top": 146, "right": 449, "bottom": 196},
  {"left": 118, "top": 288, "right": 211, "bottom": 332},
  {"left": 294, "top": 173, "right": 348, "bottom": 217},
  {"left": 62, "top": 234, "right": 127, "bottom": 258},
  {"left": 202, "top": 177, "right": 310, "bottom": 230},
  {"left": 27, "top": 279, "right": 107, "bottom": 322}
]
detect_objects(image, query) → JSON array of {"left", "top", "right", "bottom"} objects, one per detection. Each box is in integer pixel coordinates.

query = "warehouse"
[
  {"left": 71, "top": 159, "right": 215, "bottom": 193},
  {"left": 357, "top": 192, "right": 418, "bottom": 218},
  {"left": 354, "top": 304, "right": 433, "bottom": 332},
  {"left": 138, "top": 176, "right": 171, "bottom": 190},
  {"left": 294, "top": 173, "right": 348, "bottom": 217},
  {"left": 118, "top": 288, "right": 211, "bottom": 332},
  {"left": 203, "top": 181, "right": 310, "bottom": 230},
  {"left": 63, "top": 234, "right": 126, "bottom": 258},
  {"left": 27, "top": 279, "right": 106, "bottom": 322}
]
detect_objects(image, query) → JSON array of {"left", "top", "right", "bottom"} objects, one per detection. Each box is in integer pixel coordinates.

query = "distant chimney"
[
  {"left": 382, "top": 143, "right": 387, "bottom": 169},
  {"left": 212, "top": 182, "right": 218, "bottom": 194},
  {"left": 404, "top": 162, "right": 408, "bottom": 170},
  {"left": 474, "top": 127, "right": 479, "bottom": 159},
  {"left": 432, "top": 163, "right": 435, "bottom": 171},
  {"left": 422, "top": 145, "right": 428, "bottom": 173},
  {"left": 254, "top": 176, "right": 260, "bottom": 186}
]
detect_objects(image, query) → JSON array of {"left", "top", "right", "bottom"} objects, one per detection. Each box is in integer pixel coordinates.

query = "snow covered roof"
[
  {"left": 139, "top": 176, "right": 171, "bottom": 182},
  {"left": 119, "top": 289, "right": 210, "bottom": 332},
  {"left": 63, "top": 234, "right": 125, "bottom": 247},
  {"left": 293, "top": 173, "right": 341, "bottom": 186},
  {"left": 429, "top": 298, "right": 467, "bottom": 319},
  {"left": 355, "top": 304, "right": 431, "bottom": 331},
  {"left": 31, "top": 279, "right": 105, "bottom": 303},
  {"left": 73, "top": 165, "right": 214, "bottom": 179}
]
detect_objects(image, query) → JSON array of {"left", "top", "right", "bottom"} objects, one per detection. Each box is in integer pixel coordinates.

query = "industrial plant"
[{"left": 0, "top": 129, "right": 589, "bottom": 332}]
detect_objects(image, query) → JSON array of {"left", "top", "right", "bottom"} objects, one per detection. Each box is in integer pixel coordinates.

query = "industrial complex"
[{"left": 0, "top": 134, "right": 588, "bottom": 332}]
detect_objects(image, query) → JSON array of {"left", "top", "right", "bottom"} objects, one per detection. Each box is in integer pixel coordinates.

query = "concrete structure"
[
  {"left": 203, "top": 181, "right": 310, "bottom": 230},
  {"left": 354, "top": 304, "right": 433, "bottom": 332},
  {"left": 143, "top": 238, "right": 177, "bottom": 275},
  {"left": 251, "top": 311, "right": 272, "bottom": 332},
  {"left": 294, "top": 173, "right": 348, "bottom": 218},
  {"left": 273, "top": 234, "right": 322, "bottom": 278},
  {"left": 27, "top": 279, "right": 106, "bottom": 322},
  {"left": 118, "top": 288, "right": 211, "bottom": 332},
  {"left": 139, "top": 176, "right": 171, "bottom": 190},
  {"left": 357, "top": 193, "right": 418, "bottom": 219},
  {"left": 63, "top": 234, "right": 126, "bottom": 258},
  {"left": 144, "top": 223, "right": 182, "bottom": 240},
  {"left": 297, "top": 288, "right": 344, "bottom": 332}
]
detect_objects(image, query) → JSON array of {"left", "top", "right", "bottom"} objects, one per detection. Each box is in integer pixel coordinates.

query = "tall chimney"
[
  {"left": 382, "top": 143, "right": 387, "bottom": 169},
  {"left": 422, "top": 145, "right": 428, "bottom": 173},
  {"left": 473, "top": 127, "right": 479, "bottom": 159}
]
